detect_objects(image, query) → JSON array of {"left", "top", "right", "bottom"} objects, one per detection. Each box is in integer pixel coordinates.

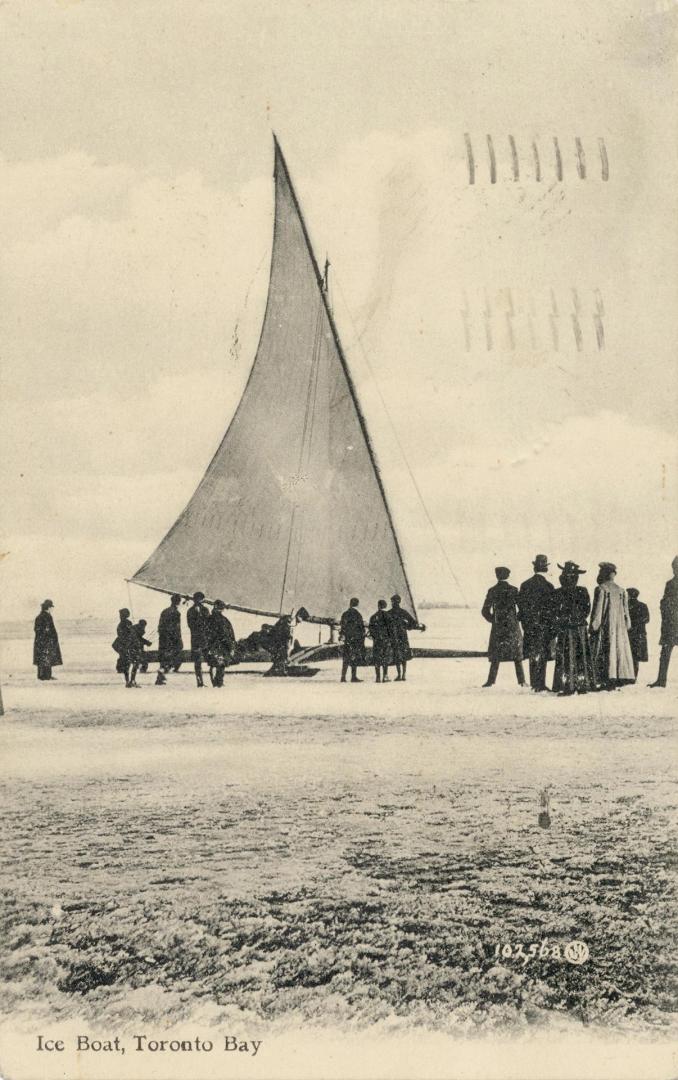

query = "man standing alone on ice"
[
  {"left": 33, "top": 599, "right": 62, "bottom": 681},
  {"left": 187, "top": 591, "right": 211, "bottom": 688},
  {"left": 156, "top": 593, "right": 184, "bottom": 684},
  {"left": 481, "top": 568, "right": 526, "bottom": 687},
  {"left": 518, "top": 554, "right": 555, "bottom": 692},
  {"left": 649, "top": 555, "right": 678, "bottom": 688}
]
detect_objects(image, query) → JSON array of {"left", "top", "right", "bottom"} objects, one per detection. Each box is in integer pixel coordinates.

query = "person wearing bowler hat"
[
  {"left": 187, "top": 591, "right": 211, "bottom": 687},
  {"left": 518, "top": 555, "right": 555, "bottom": 691},
  {"left": 589, "top": 562, "right": 635, "bottom": 689},
  {"left": 551, "top": 562, "right": 595, "bottom": 694},
  {"left": 626, "top": 588, "right": 650, "bottom": 680},
  {"left": 481, "top": 567, "right": 526, "bottom": 687},
  {"left": 386, "top": 594, "right": 425, "bottom": 682},
  {"left": 156, "top": 593, "right": 184, "bottom": 684},
  {"left": 649, "top": 555, "right": 678, "bottom": 688},
  {"left": 206, "top": 600, "right": 236, "bottom": 687},
  {"left": 33, "top": 599, "right": 62, "bottom": 681}
]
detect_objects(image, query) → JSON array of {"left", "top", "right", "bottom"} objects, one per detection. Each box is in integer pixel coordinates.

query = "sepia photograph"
[{"left": 0, "top": 1, "right": 676, "bottom": 1078}]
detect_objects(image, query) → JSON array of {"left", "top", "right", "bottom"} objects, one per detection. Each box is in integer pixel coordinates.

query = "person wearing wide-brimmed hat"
[
  {"left": 187, "top": 591, "right": 211, "bottom": 687},
  {"left": 649, "top": 555, "right": 678, "bottom": 688},
  {"left": 481, "top": 567, "right": 526, "bottom": 687},
  {"left": 519, "top": 555, "right": 555, "bottom": 691},
  {"left": 626, "top": 588, "right": 650, "bottom": 680},
  {"left": 386, "top": 594, "right": 425, "bottom": 682},
  {"left": 551, "top": 562, "right": 595, "bottom": 695},
  {"left": 33, "top": 599, "right": 62, "bottom": 681},
  {"left": 589, "top": 562, "right": 635, "bottom": 689},
  {"left": 206, "top": 600, "right": 236, "bottom": 687}
]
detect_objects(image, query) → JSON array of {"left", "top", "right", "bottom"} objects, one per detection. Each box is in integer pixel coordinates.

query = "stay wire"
[{"left": 332, "top": 274, "right": 469, "bottom": 607}]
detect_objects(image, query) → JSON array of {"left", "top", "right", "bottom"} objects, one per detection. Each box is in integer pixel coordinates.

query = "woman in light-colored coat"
[{"left": 590, "top": 563, "right": 635, "bottom": 687}]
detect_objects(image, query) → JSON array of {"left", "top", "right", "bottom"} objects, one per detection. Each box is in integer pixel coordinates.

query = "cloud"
[{"left": 0, "top": 128, "right": 675, "bottom": 619}]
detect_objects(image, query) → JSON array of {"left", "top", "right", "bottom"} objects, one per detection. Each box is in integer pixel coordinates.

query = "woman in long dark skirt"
[{"left": 551, "top": 562, "right": 596, "bottom": 695}]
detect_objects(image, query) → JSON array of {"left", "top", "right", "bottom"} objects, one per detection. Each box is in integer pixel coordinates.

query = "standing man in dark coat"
[
  {"left": 186, "top": 591, "right": 211, "bottom": 687},
  {"left": 368, "top": 599, "right": 392, "bottom": 683},
  {"left": 33, "top": 599, "right": 62, "bottom": 681},
  {"left": 626, "top": 588, "right": 650, "bottom": 680},
  {"left": 518, "top": 555, "right": 554, "bottom": 691},
  {"left": 339, "top": 597, "right": 366, "bottom": 683},
  {"left": 206, "top": 600, "right": 236, "bottom": 687},
  {"left": 481, "top": 567, "right": 525, "bottom": 687},
  {"left": 649, "top": 555, "right": 678, "bottom": 688},
  {"left": 156, "top": 593, "right": 184, "bottom": 684},
  {"left": 386, "top": 594, "right": 425, "bottom": 682}
]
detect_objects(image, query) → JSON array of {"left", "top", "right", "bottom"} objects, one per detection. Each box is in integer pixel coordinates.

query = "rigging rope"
[
  {"left": 332, "top": 275, "right": 469, "bottom": 606},
  {"left": 279, "top": 296, "right": 325, "bottom": 611}
]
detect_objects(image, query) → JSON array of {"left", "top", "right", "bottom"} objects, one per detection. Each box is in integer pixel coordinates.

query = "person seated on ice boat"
[
  {"left": 265, "top": 613, "right": 294, "bottom": 676},
  {"left": 207, "top": 600, "right": 236, "bottom": 687},
  {"left": 187, "top": 591, "right": 211, "bottom": 688},
  {"left": 386, "top": 594, "right": 425, "bottom": 682},
  {"left": 626, "top": 588, "right": 649, "bottom": 681},
  {"left": 481, "top": 568, "right": 526, "bottom": 688},
  {"left": 33, "top": 599, "right": 62, "bottom": 682},
  {"left": 368, "top": 599, "right": 393, "bottom": 683},
  {"left": 112, "top": 607, "right": 142, "bottom": 688},
  {"left": 339, "top": 597, "right": 366, "bottom": 683},
  {"left": 156, "top": 593, "right": 184, "bottom": 683},
  {"left": 133, "top": 619, "right": 152, "bottom": 673}
]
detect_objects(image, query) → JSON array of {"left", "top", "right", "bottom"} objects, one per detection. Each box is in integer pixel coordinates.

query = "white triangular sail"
[{"left": 132, "top": 139, "right": 416, "bottom": 621}]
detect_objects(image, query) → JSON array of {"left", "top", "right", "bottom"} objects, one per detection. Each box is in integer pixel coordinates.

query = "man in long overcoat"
[
  {"left": 481, "top": 567, "right": 525, "bottom": 687},
  {"left": 156, "top": 593, "right": 184, "bottom": 683},
  {"left": 518, "top": 554, "right": 555, "bottom": 691},
  {"left": 187, "top": 591, "right": 211, "bottom": 687},
  {"left": 386, "top": 594, "right": 425, "bottom": 682},
  {"left": 589, "top": 562, "right": 635, "bottom": 688},
  {"left": 33, "top": 599, "right": 62, "bottom": 681},
  {"left": 339, "top": 597, "right": 366, "bottom": 683},
  {"left": 649, "top": 555, "right": 678, "bottom": 688},
  {"left": 626, "top": 588, "right": 650, "bottom": 680}
]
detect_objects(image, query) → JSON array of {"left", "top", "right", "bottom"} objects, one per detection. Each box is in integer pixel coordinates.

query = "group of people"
[
  {"left": 481, "top": 554, "right": 678, "bottom": 694},
  {"left": 338, "top": 595, "right": 426, "bottom": 683},
  {"left": 31, "top": 555, "right": 677, "bottom": 692},
  {"left": 112, "top": 592, "right": 238, "bottom": 688}
]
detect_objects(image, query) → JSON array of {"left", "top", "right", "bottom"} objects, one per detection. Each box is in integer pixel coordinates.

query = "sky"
[{"left": 0, "top": 0, "right": 676, "bottom": 629}]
